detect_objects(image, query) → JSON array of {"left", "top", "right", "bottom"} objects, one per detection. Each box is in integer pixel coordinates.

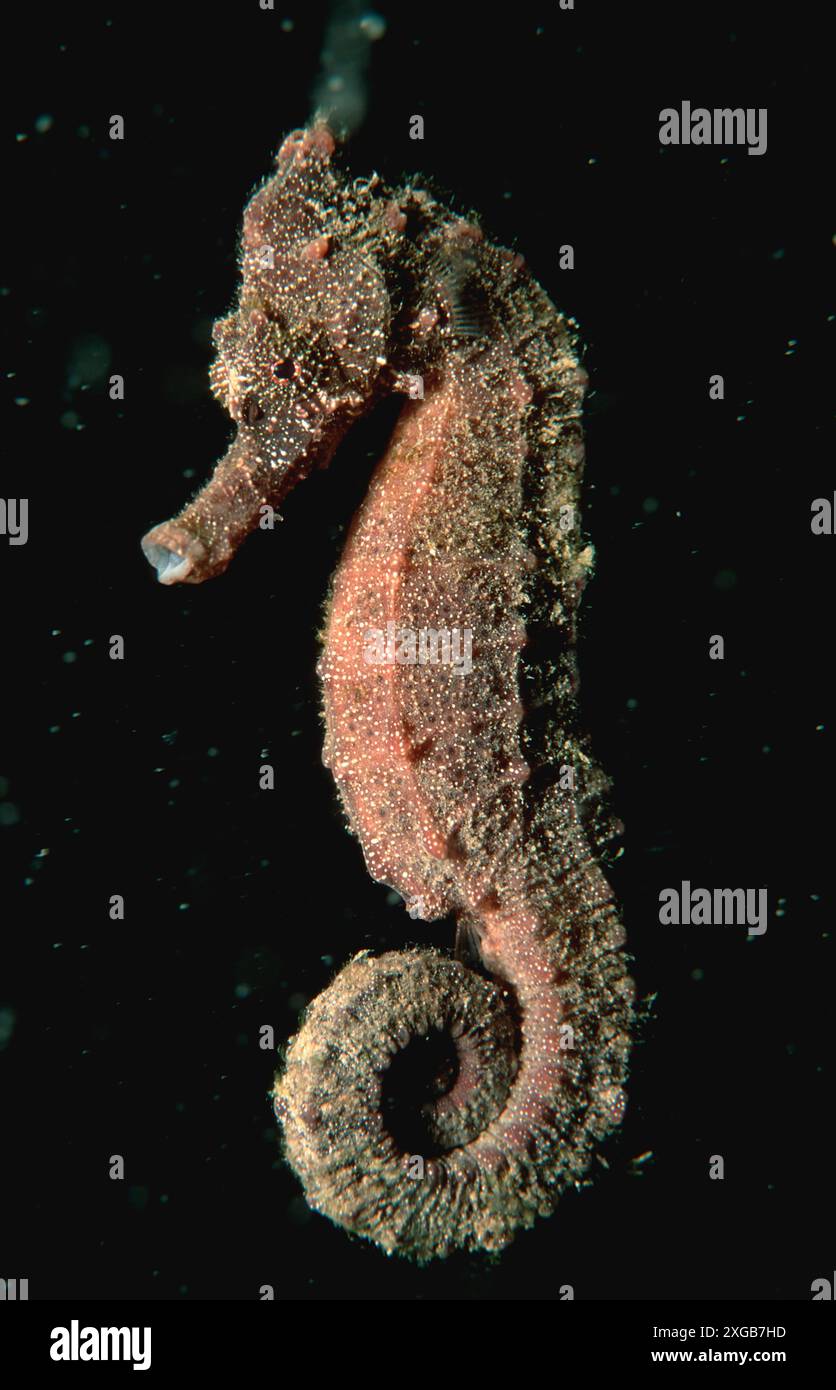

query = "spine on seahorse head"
[{"left": 141, "top": 123, "right": 634, "bottom": 1260}]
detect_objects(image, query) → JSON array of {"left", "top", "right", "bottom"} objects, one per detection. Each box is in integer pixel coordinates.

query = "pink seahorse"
[{"left": 142, "top": 124, "right": 633, "bottom": 1261}]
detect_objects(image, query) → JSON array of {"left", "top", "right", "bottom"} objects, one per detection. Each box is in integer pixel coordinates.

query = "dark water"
[{"left": 1, "top": 0, "right": 831, "bottom": 1301}]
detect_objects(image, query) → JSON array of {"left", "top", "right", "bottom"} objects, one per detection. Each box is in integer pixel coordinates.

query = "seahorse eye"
[
  {"left": 271, "top": 359, "right": 295, "bottom": 382},
  {"left": 242, "top": 395, "right": 264, "bottom": 425}
]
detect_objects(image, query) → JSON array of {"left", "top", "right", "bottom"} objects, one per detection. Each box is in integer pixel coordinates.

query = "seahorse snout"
[{"left": 141, "top": 523, "right": 208, "bottom": 585}]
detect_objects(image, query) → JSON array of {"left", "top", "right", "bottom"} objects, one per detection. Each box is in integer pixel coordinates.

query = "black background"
[{"left": 1, "top": 0, "right": 832, "bottom": 1302}]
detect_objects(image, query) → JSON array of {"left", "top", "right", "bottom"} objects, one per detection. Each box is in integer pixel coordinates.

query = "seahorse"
[{"left": 141, "top": 123, "right": 634, "bottom": 1261}]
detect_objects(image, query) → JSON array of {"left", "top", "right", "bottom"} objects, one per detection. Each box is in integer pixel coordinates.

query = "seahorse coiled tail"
[{"left": 141, "top": 123, "right": 634, "bottom": 1261}]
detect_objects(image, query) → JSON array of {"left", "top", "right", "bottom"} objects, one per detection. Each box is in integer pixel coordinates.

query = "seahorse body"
[{"left": 142, "top": 124, "right": 633, "bottom": 1261}]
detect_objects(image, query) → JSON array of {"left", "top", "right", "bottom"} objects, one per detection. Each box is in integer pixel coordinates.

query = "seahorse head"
[{"left": 141, "top": 123, "right": 392, "bottom": 585}]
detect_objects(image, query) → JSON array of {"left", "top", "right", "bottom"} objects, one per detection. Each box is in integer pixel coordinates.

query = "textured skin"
[{"left": 142, "top": 123, "right": 634, "bottom": 1260}]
